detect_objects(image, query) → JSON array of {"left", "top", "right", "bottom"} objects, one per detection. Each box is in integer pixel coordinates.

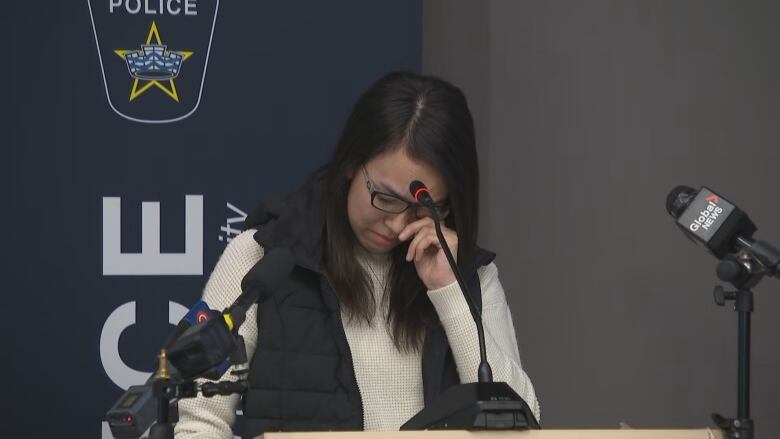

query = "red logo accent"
[
  {"left": 706, "top": 194, "right": 719, "bottom": 203},
  {"left": 196, "top": 310, "right": 209, "bottom": 323}
]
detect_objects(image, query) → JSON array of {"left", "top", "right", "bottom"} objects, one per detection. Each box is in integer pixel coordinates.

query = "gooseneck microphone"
[
  {"left": 402, "top": 180, "right": 538, "bottom": 430},
  {"left": 410, "top": 180, "right": 492, "bottom": 383},
  {"left": 410, "top": 180, "right": 435, "bottom": 207}
]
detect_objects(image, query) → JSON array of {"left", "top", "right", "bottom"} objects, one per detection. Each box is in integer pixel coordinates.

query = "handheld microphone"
[
  {"left": 403, "top": 181, "right": 538, "bottom": 430},
  {"left": 167, "top": 248, "right": 295, "bottom": 380},
  {"left": 666, "top": 186, "right": 778, "bottom": 278}
]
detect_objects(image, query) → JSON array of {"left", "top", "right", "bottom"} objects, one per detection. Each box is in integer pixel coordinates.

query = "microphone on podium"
[{"left": 401, "top": 180, "right": 539, "bottom": 430}]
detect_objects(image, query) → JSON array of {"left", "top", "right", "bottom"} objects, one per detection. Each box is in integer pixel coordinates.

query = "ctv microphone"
[
  {"left": 666, "top": 185, "right": 779, "bottom": 278},
  {"left": 106, "top": 301, "right": 226, "bottom": 439},
  {"left": 167, "top": 248, "right": 295, "bottom": 380}
]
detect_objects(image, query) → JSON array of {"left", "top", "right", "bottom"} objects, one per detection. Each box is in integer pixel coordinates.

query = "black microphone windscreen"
[
  {"left": 162, "top": 319, "right": 194, "bottom": 351},
  {"left": 409, "top": 180, "right": 426, "bottom": 198},
  {"left": 239, "top": 247, "right": 295, "bottom": 304},
  {"left": 409, "top": 180, "right": 434, "bottom": 206},
  {"left": 666, "top": 185, "right": 697, "bottom": 218},
  {"left": 668, "top": 186, "right": 757, "bottom": 259}
]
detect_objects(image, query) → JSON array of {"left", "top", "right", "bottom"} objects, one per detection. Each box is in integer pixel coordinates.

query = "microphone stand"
[
  {"left": 401, "top": 183, "right": 538, "bottom": 430},
  {"left": 710, "top": 249, "right": 771, "bottom": 439},
  {"left": 144, "top": 336, "right": 250, "bottom": 439},
  {"left": 108, "top": 250, "right": 295, "bottom": 439},
  {"left": 711, "top": 285, "right": 753, "bottom": 439},
  {"left": 431, "top": 206, "right": 493, "bottom": 384},
  {"left": 147, "top": 351, "right": 181, "bottom": 439}
]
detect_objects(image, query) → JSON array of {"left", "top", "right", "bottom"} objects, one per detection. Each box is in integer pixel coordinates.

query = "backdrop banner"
[{"left": 4, "top": 1, "right": 421, "bottom": 437}]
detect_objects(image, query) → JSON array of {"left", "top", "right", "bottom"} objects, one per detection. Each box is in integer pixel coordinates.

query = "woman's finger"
[
  {"left": 399, "top": 217, "right": 435, "bottom": 241},
  {"left": 407, "top": 227, "right": 438, "bottom": 261},
  {"left": 406, "top": 227, "right": 435, "bottom": 261},
  {"left": 414, "top": 233, "right": 442, "bottom": 262}
]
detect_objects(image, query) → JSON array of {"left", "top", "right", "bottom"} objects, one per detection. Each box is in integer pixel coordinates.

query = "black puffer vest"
[{"left": 240, "top": 170, "right": 495, "bottom": 438}]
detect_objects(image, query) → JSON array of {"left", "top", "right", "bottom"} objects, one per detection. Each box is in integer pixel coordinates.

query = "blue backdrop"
[{"left": 3, "top": 1, "right": 422, "bottom": 437}]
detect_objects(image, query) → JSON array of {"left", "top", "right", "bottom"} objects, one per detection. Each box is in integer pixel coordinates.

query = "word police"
[
  {"left": 689, "top": 200, "right": 724, "bottom": 232},
  {"left": 110, "top": 0, "right": 197, "bottom": 15}
]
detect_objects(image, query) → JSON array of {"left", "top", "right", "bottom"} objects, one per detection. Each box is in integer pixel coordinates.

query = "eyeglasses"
[{"left": 362, "top": 166, "right": 450, "bottom": 219}]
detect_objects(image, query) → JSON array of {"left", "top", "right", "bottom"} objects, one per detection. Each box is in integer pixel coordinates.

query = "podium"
[{"left": 261, "top": 430, "right": 722, "bottom": 439}]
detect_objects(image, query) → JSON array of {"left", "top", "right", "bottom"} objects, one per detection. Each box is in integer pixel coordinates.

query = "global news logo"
[{"left": 689, "top": 194, "right": 724, "bottom": 232}]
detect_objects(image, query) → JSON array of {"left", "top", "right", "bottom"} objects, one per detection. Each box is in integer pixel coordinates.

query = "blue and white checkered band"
[{"left": 125, "top": 45, "right": 184, "bottom": 80}]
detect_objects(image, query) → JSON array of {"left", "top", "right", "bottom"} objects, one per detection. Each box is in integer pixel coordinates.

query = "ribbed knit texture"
[
  {"left": 341, "top": 248, "right": 424, "bottom": 431},
  {"left": 175, "top": 230, "right": 539, "bottom": 439}
]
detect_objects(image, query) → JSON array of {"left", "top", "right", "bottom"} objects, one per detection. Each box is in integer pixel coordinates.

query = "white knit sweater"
[{"left": 174, "top": 230, "right": 539, "bottom": 438}]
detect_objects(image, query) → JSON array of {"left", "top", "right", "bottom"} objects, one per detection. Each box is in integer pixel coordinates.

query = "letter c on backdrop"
[{"left": 99, "top": 300, "right": 189, "bottom": 390}]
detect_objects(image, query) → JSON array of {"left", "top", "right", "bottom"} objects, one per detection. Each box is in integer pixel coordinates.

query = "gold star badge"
[{"left": 114, "top": 21, "right": 193, "bottom": 102}]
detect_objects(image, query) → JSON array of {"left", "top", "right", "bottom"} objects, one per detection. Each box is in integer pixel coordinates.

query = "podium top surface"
[{"left": 261, "top": 429, "right": 722, "bottom": 439}]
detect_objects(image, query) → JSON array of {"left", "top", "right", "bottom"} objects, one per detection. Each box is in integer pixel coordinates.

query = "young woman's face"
[{"left": 346, "top": 147, "right": 448, "bottom": 254}]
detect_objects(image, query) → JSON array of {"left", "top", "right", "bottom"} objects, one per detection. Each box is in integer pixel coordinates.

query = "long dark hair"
[{"left": 323, "top": 71, "right": 479, "bottom": 351}]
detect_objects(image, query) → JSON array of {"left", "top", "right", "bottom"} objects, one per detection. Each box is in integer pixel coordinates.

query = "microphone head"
[
  {"left": 240, "top": 247, "right": 296, "bottom": 302},
  {"left": 167, "top": 315, "right": 236, "bottom": 380},
  {"left": 667, "top": 185, "right": 757, "bottom": 259},
  {"left": 409, "top": 180, "right": 434, "bottom": 206},
  {"left": 168, "top": 248, "right": 296, "bottom": 381},
  {"left": 666, "top": 185, "right": 697, "bottom": 218}
]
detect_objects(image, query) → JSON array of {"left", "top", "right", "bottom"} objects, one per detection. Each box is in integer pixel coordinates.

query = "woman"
[{"left": 175, "top": 71, "right": 539, "bottom": 439}]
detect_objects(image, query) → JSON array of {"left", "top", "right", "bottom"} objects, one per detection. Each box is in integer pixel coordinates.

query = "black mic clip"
[
  {"left": 715, "top": 238, "right": 780, "bottom": 292},
  {"left": 716, "top": 251, "right": 766, "bottom": 291},
  {"left": 147, "top": 346, "right": 248, "bottom": 439},
  {"left": 734, "top": 238, "right": 780, "bottom": 279}
]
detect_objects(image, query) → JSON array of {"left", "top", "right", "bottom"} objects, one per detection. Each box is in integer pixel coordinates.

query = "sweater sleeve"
[
  {"left": 426, "top": 262, "right": 541, "bottom": 422},
  {"left": 174, "top": 229, "right": 264, "bottom": 439}
]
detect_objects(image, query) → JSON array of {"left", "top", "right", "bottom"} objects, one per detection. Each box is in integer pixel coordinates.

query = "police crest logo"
[{"left": 88, "top": 0, "right": 219, "bottom": 123}]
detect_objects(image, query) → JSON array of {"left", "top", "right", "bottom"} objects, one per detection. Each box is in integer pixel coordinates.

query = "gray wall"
[{"left": 424, "top": 0, "right": 780, "bottom": 435}]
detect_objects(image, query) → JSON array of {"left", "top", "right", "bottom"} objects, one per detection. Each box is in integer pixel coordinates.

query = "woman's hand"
[{"left": 398, "top": 217, "right": 457, "bottom": 290}]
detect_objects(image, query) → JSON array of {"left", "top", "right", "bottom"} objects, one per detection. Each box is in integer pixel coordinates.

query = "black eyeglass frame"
[{"left": 361, "top": 166, "right": 450, "bottom": 219}]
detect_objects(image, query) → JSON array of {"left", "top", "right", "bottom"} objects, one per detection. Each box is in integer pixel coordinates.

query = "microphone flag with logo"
[{"left": 666, "top": 186, "right": 757, "bottom": 259}]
